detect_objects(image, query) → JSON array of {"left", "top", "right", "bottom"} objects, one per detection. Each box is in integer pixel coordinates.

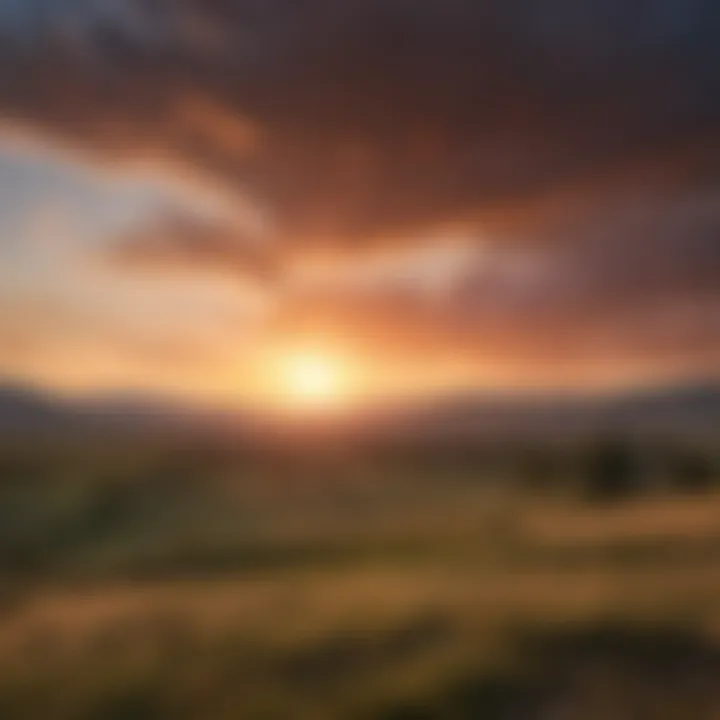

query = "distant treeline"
[{"left": 1, "top": 432, "right": 718, "bottom": 502}]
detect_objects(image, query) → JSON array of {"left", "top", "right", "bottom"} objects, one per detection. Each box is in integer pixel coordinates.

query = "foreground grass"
[
  {"left": 5, "top": 561, "right": 720, "bottom": 719},
  {"left": 1, "top": 438, "right": 720, "bottom": 718}
]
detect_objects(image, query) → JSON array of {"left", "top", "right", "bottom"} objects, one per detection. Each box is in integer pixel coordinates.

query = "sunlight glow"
[{"left": 278, "top": 351, "right": 346, "bottom": 408}]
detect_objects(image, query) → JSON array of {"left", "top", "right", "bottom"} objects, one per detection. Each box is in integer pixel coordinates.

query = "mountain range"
[{"left": 1, "top": 380, "right": 718, "bottom": 441}]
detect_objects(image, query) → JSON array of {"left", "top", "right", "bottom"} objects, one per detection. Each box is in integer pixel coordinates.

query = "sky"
[{"left": 0, "top": 0, "right": 718, "bottom": 405}]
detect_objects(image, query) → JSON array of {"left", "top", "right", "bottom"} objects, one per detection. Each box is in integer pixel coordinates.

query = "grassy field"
[{"left": 1, "top": 435, "right": 720, "bottom": 718}]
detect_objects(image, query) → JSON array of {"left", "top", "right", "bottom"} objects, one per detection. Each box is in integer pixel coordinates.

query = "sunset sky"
[{"left": 0, "top": 0, "right": 718, "bottom": 406}]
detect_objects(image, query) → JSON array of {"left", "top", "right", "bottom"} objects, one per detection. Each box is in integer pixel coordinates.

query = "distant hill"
[
  {"left": 0, "top": 384, "right": 211, "bottom": 436},
  {"left": 0, "top": 381, "right": 718, "bottom": 441},
  {"left": 376, "top": 382, "right": 720, "bottom": 441},
  {"left": 0, "top": 385, "right": 69, "bottom": 432}
]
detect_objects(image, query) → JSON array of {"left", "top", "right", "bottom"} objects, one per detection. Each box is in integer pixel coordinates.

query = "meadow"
[{"left": 1, "top": 433, "right": 719, "bottom": 719}]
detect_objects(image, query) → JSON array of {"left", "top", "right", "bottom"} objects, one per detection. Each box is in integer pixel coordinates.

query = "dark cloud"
[
  {"left": 0, "top": 0, "right": 718, "bottom": 241},
  {"left": 0, "top": 0, "right": 719, "bottom": 380},
  {"left": 110, "top": 210, "right": 278, "bottom": 281},
  {"left": 258, "top": 190, "right": 720, "bottom": 379}
]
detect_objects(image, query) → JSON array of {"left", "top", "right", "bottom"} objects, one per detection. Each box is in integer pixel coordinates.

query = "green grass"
[{"left": 1, "top": 437, "right": 720, "bottom": 718}]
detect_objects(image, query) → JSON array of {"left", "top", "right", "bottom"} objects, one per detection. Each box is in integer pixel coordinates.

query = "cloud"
[
  {"left": 0, "top": 0, "right": 717, "bottom": 243},
  {"left": 109, "top": 209, "right": 278, "bottom": 282},
  {"left": 253, "top": 189, "right": 720, "bottom": 383},
  {"left": 0, "top": 0, "right": 718, "bottom": 385}
]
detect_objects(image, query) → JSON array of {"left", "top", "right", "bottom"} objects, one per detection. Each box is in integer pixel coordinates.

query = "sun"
[{"left": 279, "top": 351, "right": 345, "bottom": 408}]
